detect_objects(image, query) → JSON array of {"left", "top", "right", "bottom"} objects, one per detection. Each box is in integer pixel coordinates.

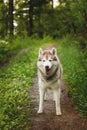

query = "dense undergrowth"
[
  {"left": 0, "top": 37, "right": 39, "bottom": 65},
  {"left": 57, "top": 35, "right": 87, "bottom": 116},
  {"left": 0, "top": 35, "right": 87, "bottom": 130},
  {"left": 0, "top": 37, "right": 54, "bottom": 130}
]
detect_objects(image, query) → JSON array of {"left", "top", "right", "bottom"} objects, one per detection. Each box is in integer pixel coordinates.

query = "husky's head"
[{"left": 37, "top": 48, "right": 58, "bottom": 76}]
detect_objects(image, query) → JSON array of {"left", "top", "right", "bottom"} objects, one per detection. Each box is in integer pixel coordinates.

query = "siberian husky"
[{"left": 37, "top": 47, "right": 63, "bottom": 115}]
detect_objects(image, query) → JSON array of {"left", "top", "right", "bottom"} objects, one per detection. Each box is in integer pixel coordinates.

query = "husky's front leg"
[
  {"left": 38, "top": 87, "right": 45, "bottom": 114},
  {"left": 44, "top": 89, "right": 47, "bottom": 101},
  {"left": 54, "top": 88, "right": 61, "bottom": 115}
]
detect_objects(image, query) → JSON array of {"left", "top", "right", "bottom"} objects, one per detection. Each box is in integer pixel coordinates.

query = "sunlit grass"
[
  {"left": 0, "top": 36, "right": 87, "bottom": 129},
  {"left": 0, "top": 37, "right": 52, "bottom": 130},
  {"left": 57, "top": 35, "right": 87, "bottom": 116}
]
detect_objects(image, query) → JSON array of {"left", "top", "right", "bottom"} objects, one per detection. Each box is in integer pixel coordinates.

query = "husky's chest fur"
[{"left": 38, "top": 67, "right": 60, "bottom": 90}]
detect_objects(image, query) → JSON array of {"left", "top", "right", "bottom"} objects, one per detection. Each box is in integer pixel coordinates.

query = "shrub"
[{"left": 57, "top": 36, "right": 87, "bottom": 116}]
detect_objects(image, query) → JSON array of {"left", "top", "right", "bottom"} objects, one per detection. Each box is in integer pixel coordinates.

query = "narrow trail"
[
  {"left": 29, "top": 78, "right": 87, "bottom": 130},
  {"left": 29, "top": 45, "right": 87, "bottom": 130}
]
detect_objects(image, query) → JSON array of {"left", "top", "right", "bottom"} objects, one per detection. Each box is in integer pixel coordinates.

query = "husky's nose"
[{"left": 45, "top": 66, "right": 49, "bottom": 69}]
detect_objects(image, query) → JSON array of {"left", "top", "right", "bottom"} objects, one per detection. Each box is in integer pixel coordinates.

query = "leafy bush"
[
  {"left": 0, "top": 36, "right": 39, "bottom": 65},
  {"left": 0, "top": 35, "right": 87, "bottom": 130},
  {"left": 57, "top": 35, "right": 87, "bottom": 116},
  {"left": 0, "top": 37, "right": 50, "bottom": 129},
  {"left": 0, "top": 47, "right": 35, "bottom": 129},
  {"left": 0, "top": 40, "right": 10, "bottom": 63}
]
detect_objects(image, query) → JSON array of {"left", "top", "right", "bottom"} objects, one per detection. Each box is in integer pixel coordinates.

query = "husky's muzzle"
[{"left": 45, "top": 66, "right": 51, "bottom": 75}]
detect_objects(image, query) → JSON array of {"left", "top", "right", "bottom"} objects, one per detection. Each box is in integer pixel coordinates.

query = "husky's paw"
[
  {"left": 56, "top": 111, "right": 62, "bottom": 116},
  {"left": 37, "top": 110, "right": 43, "bottom": 114}
]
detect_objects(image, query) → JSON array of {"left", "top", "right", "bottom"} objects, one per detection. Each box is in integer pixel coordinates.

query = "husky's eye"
[
  {"left": 38, "top": 58, "right": 41, "bottom": 61},
  {"left": 43, "top": 60, "right": 45, "bottom": 62},
  {"left": 49, "top": 59, "right": 52, "bottom": 62}
]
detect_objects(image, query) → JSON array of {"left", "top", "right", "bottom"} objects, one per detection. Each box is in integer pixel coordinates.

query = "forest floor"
[
  {"left": 29, "top": 78, "right": 87, "bottom": 130},
  {"left": 29, "top": 45, "right": 87, "bottom": 130},
  {"left": 1, "top": 43, "right": 87, "bottom": 130}
]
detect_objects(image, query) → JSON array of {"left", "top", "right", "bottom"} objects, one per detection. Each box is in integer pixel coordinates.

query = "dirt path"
[
  {"left": 29, "top": 45, "right": 87, "bottom": 130},
  {"left": 29, "top": 78, "right": 87, "bottom": 130}
]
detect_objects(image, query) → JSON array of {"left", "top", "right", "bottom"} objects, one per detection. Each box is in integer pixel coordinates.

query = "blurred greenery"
[
  {"left": 0, "top": 36, "right": 87, "bottom": 130},
  {"left": 57, "top": 35, "right": 87, "bottom": 116},
  {"left": 0, "top": 37, "right": 54, "bottom": 129},
  {"left": 0, "top": 0, "right": 87, "bottom": 129},
  {"left": 0, "top": 0, "right": 87, "bottom": 38}
]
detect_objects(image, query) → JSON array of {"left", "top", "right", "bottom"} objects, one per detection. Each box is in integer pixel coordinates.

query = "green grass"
[
  {"left": 0, "top": 35, "right": 87, "bottom": 129},
  {"left": 56, "top": 35, "right": 87, "bottom": 116},
  {"left": 0, "top": 47, "right": 35, "bottom": 129},
  {"left": 0, "top": 37, "right": 54, "bottom": 130},
  {"left": 0, "top": 36, "right": 52, "bottom": 65}
]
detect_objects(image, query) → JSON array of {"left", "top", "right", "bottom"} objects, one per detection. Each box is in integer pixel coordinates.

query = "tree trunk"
[
  {"left": 52, "top": 0, "right": 53, "bottom": 8},
  {"left": 28, "top": 0, "right": 33, "bottom": 36},
  {"left": 37, "top": 3, "right": 43, "bottom": 38},
  {"left": 8, "top": 0, "right": 14, "bottom": 36},
  {"left": 5, "top": 6, "right": 8, "bottom": 36},
  {"left": 0, "top": 0, "right": 4, "bottom": 37},
  {"left": 0, "top": 0, "right": 4, "bottom": 3}
]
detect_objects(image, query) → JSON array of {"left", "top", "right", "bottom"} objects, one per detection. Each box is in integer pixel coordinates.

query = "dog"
[{"left": 37, "top": 47, "right": 63, "bottom": 115}]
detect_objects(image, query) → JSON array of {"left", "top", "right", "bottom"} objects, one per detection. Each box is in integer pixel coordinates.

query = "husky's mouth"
[{"left": 45, "top": 68, "right": 51, "bottom": 75}]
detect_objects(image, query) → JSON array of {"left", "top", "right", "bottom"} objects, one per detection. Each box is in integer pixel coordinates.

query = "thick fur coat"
[{"left": 37, "top": 48, "right": 63, "bottom": 115}]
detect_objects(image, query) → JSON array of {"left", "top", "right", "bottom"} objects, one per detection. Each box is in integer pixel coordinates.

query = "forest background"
[{"left": 0, "top": 0, "right": 87, "bottom": 129}]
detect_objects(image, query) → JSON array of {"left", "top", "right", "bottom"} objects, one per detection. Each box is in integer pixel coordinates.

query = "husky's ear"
[
  {"left": 39, "top": 48, "right": 43, "bottom": 57},
  {"left": 51, "top": 48, "right": 57, "bottom": 55}
]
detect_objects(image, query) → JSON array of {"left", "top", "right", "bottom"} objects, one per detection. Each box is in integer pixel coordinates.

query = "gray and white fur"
[{"left": 37, "top": 48, "right": 63, "bottom": 115}]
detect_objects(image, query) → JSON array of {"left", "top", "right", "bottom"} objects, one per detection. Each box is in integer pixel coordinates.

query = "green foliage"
[
  {"left": 0, "top": 36, "right": 36, "bottom": 64},
  {"left": 0, "top": 37, "right": 50, "bottom": 129},
  {"left": 0, "top": 35, "right": 87, "bottom": 130},
  {"left": 57, "top": 35, "right": 87, "bottom": 116},
  {"left": 0, "top": 3, "right": 7, "bottom": 37},
  {"left": 41, "top": 0, "right": 87, "bottom": 38},
  {"left": 0, "top": 0, "right": 87, "bottom": 38},
  {"left": 0, "top": 40, "right": 9, "bottom": 63}
]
